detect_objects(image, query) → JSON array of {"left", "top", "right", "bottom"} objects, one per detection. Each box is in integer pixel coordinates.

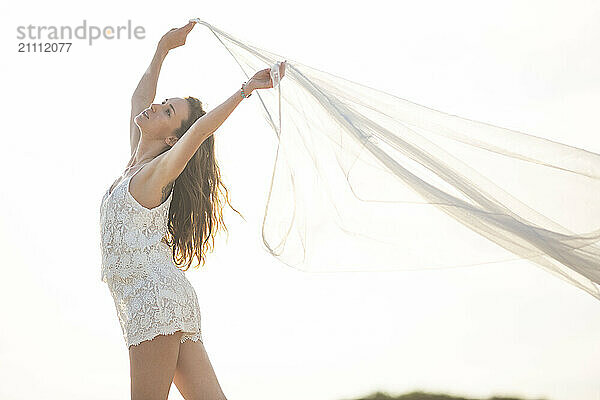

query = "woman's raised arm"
[
  {"left": 156, "top": 62, "right": 287, "bottom": 186},
  {"left": 129, "top": 21, "right": 196, "bottom": 156}
]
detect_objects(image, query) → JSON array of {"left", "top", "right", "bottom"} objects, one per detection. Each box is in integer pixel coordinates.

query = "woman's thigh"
[
  {"left": 128, "top": 331, "right": 184, "bottom": 400},
  {"left": 173, "top": 339, "right": 228, "bottom": 400}
]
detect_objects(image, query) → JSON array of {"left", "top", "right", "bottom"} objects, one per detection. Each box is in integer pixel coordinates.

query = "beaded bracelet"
[{"left": 240, "top": 81, "right": 252, "bottom": 99}]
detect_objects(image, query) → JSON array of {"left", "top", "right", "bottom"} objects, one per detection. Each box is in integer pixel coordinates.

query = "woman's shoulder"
[{"left": 128, "top": 154, "right": 174, "bottom": 210}]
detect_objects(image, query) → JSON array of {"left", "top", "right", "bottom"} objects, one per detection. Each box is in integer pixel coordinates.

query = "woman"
[{"left": 99, "top": 20, "right": 286, "bottom": 399}]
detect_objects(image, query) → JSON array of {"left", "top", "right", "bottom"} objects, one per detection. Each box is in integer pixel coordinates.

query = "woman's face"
[{"left": 134, "top": 97, "right": 191, "bottom": 139}]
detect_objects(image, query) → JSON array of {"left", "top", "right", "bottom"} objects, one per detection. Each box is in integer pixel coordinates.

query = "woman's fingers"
[
  {"left": 184, "top": 21, "right": 195, "bottom": 31},
  {"left": 172, "top": 21, "right": 194, "bottom": 36}
]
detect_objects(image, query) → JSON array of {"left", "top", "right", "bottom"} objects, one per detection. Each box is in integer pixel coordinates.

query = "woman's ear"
[{"left": 166, "top": 136, "right": 179, "bottom": 147}]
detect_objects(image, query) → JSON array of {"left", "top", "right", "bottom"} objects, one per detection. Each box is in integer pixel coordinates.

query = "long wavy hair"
[{"left": 161, "top": 96, "right": 244, "bottom": 271}]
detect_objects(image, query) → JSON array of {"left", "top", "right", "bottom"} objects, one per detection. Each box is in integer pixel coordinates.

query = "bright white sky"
[{"left": 1, "top": 1, "right": 600, "bottom": 400}]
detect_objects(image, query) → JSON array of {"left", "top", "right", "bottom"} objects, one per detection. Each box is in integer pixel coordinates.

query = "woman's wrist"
[
  {"left": 241, "top": 80, "right": 254, "bottom": 98},
  {"left": 245, "top": 79, "right": 255, "bottom": 95},
  {"left": 156, "top": 41, "right": 169, "bottom": 57}
]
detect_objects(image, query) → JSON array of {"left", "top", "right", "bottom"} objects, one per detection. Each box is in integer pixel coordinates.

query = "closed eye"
[
  {"left": 162, "top": 99, "right": 171, "bottom": 117},
  {"left": 162, "top": 99, "right": 176, "bottom": 117}
]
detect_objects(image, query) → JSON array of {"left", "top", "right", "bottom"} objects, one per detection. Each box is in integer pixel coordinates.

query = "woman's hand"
[
  {"left": 158, "top": 21, "right": 196, "bottom": 53},
  {"left": 248, "top": 61, "right": 287, "bottom": 92}
]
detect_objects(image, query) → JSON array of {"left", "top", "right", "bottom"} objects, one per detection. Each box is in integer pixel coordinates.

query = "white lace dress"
[{"left": 99, "top": 169, "right": 203, "bottom": 349}]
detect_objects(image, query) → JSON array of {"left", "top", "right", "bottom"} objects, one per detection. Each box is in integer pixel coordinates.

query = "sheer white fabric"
[
  {"left": 99, "top": 173, "right": 203, "bottom": 348},
  {"left": 189, "top": 19, "right": 600, "bottom": 301}
]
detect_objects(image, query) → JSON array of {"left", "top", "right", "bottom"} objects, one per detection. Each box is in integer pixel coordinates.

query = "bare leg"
[
  {"left": 128, "top": 330, "right": 184, "bottom": 400},
  {"left": 173, "top": 339, "right": 228, "bottom": 400}
]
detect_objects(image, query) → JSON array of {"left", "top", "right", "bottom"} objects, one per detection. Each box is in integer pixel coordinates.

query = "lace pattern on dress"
[
  {"left": 99, "top": 174, "right": 203, "bottom": 348},
  {"left": 100, "top": 175, "right": 172, "bottom": 283}
]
